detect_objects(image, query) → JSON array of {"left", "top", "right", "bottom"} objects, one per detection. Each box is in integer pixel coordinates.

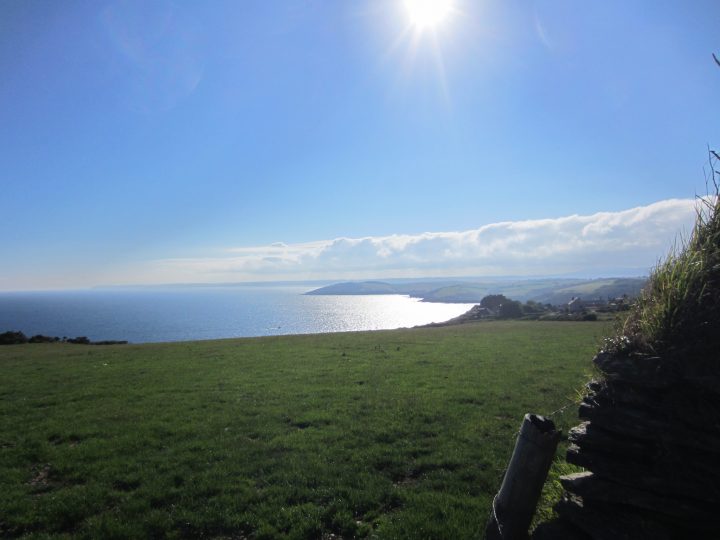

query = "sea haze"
[{"left": 0, "top": 285, "right": 476, "bottom": 343}]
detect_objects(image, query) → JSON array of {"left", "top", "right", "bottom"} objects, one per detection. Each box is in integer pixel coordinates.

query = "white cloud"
[{"left": 134, "top": 198, "right": 698, "bottom": 284}]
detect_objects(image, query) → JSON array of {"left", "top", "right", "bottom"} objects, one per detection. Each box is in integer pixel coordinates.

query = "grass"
[
  {"left": 0, "top": 321, "right": 604, "bottom": 539},
  {"left": 612, "top": 189, "right": 720, "bottom": 363},
  {"left": 553, "top": 279, "right": 618, "bottom": 295}
]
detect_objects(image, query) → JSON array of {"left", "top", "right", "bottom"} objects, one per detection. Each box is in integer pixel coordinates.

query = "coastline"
[{"left": 0, "top": 288, "right": 476, "bottom": 344}]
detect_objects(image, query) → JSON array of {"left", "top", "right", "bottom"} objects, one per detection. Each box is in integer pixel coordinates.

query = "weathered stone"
[
  {"left": 530, "top": 519, "right": 591, "bottom": 540},
  {"left": 684, "top": 374, "right": 720, "bottom": 395},
  {"left": 560, "top": 471, "right": 718, "bottom": 524},
  {"left": 578, "top": 399, "right": 720, "bottom": 453},
  {"left": 555, "top": 493, "right": 672, "bottom": 540},
  {"left": 568, "top": 421, "right": 652, "bottom": 458},
  {"left": 545, "top": 345, "right": 720, "bottom": 537},
  {"left": 566, "top": 444, "right": 720, "bottom": 505},
  {"left": 589, "top": 379, "right": 720, "bottom": 433},
  {"left": 592, "top": 352, "right": 678, "bottom": 388}
]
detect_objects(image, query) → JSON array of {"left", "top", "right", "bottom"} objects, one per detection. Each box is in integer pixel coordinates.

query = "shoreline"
[
  {"left": 0, "top": 319, "right": 465, "bottom": 347},
  {"left": 0, "top": 290, "right": 476, "bottom": 345}
]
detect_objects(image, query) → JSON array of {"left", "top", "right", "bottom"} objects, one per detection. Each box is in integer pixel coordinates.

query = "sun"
[{"left": 404, "top": 0, "right": 453, "bottom": 30}]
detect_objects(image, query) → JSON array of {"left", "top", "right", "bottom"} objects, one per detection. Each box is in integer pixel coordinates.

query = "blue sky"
[{"left": 1, "top": 1, "right": 719, "bottom": 290}]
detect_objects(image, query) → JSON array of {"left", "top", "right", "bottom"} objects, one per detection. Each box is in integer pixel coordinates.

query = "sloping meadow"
[{"left": 0, "top": 321, "right": 602, "bottom": 539}]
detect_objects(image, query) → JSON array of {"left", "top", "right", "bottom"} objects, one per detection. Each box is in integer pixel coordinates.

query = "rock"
[
  {"left": 568, "top": 421, "right": 652, "bottom": 458},
  {"left": 560, "top": 472, "right": 717, "bottom": 524},
  {"left": 555, "top": 493, "right": 672, "bottom": 540},
  {"left": 592, "top": 352, "right": 677, "bottom": 388},
  {"left": 566, "top": 444, "right": 720, "bottom": 505}
]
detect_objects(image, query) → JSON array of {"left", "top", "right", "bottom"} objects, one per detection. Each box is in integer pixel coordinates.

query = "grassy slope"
[
  {"left": 420, "top": 286, "right": 488, "bottom": 303},
  {"left": 304, "top": 278, "right": 647, "bottom": 304},
  {"left": 0, "top": 321, "right": 603, "bottom": 539},
  {"left": 540, "top": 278, "right": 647, "bottom": 305},
  {"left": 554, "top": 279, "right": 618, "bottom": 294}
]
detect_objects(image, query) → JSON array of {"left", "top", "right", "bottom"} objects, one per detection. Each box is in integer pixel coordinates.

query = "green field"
[{"left": 0, "top": 321, "right": 603, "bottom": 539}]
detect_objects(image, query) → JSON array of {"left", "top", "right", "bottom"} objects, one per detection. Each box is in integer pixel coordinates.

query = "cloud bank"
[{"left": 139, "top": 198, "right": 699, "bottom": 284}]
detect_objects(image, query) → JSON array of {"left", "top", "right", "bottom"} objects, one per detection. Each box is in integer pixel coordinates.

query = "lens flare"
[{"left": 404, "top": 0, "right": 453, "bottom": 29}]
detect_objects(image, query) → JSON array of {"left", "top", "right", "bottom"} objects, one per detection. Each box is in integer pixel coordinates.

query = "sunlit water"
[{"left": 0, "top": 286, "right": 477, "bottom": 343}]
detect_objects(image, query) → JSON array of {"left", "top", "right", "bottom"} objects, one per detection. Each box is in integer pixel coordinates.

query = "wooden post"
[{"left": 485, "top": 414, "right": 561, "bottom": 540}]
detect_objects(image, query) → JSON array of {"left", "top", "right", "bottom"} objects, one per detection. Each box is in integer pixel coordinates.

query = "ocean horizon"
[{"left": 0, "top": 285, "right": 476, "bottom": 344}]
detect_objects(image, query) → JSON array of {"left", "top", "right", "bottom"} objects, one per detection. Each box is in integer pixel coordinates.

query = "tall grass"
[{"left": 610, "top": 153, "right": 720, "bottom": 364}]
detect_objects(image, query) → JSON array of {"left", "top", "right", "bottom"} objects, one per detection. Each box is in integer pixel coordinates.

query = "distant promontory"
[{"left": 305, "top": 277, "right": 647, "bottom": 305}]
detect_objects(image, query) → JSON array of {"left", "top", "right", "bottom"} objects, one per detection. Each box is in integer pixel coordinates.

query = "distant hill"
[
  {"left": 530, "top": 278, "right": 647, "bottom": 305},
  {"left": 306, "top": 277, "right": 648, "bottom": 305},
  {"left": 304, "top": 280, "right": 479, "bottom": 301},
  {"left": 303, "top": 281, "right": 399, "bottom": 295},
  {"left": 419, "top": 285, "right": 489, "bottom": 303}
]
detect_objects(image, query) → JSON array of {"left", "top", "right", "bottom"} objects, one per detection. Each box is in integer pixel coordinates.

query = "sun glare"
[{"left": 404, "top": 0, "right": 453, "bottom": 30}]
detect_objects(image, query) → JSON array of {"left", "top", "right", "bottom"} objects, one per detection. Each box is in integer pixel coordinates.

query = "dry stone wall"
[{"left": 532, "top": 351, "right": 720, "bottom": 539}]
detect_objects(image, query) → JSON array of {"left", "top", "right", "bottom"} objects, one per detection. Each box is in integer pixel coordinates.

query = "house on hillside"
[
  {"left": 583, "top": 299, "right": 607, "bottom": 310},
  {"left": 608, "top": 294, "right": 631, "bottom": 312},
  {"left": 465, "top": 305, "right": 494, "bottom": 320},
  {"left": 567, "top": 297, "right": 585, "bottom": 313}
]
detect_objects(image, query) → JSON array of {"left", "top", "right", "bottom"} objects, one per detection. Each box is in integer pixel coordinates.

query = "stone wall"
[{"left": 532, "top": 350, "right": 720, "bottom": 539}]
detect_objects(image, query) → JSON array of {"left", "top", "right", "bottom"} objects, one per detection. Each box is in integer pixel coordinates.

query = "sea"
[{"left": 0, "top": 285, "right": 477, "bottom": 344}]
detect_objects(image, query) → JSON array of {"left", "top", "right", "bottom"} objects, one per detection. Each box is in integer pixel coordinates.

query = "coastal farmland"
[{"left": 1, "top": 321, "right": 603, "bottom": 539}]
